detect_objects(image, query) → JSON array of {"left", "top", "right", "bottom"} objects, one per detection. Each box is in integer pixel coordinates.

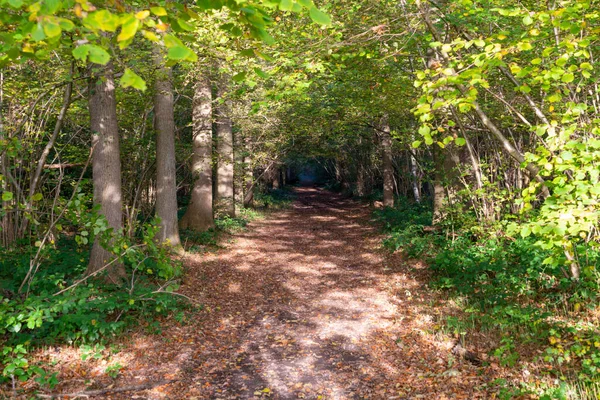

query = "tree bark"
[
  {"left": 180, "top": 76, "right": 214, "bottom": 231},
  {"left": 153, "top": 49, "right": 182, "bottom": 251},
  {"left": 87, "top": 62, "right": 126, "bottom": 282},
  {"left": 215, "top": 86, "right": 235, "bottom": 217},
  {"left": 381, "top": 116, "right": 394, "bottom": 207}
]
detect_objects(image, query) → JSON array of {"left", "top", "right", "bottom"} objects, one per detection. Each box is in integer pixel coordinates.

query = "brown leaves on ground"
[{"left": 30, "top": 187, "right": 510, "bottom": 399}]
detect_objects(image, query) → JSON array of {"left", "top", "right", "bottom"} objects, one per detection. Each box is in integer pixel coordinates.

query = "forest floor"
[{"left": 41, "top": 187, "right": 510, "bottom": 399}]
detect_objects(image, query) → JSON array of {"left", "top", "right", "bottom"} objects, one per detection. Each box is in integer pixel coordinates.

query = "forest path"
[{"left": 117, "top": 187, "right": 493, "bottom": 399}]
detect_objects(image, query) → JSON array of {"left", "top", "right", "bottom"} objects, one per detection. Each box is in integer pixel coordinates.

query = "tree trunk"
[
  {"left": 233, "top": 130, "right": 244, "bottom": 213},
  {"left": 153, "top": 49, "right": 182, "bottom": 251},
  {"left": 272, "top": 166, "right": 280, "bottom": 189},
  {"left": 180, "top": 76, "right": 214, "bottom": 231},
  {"left": 215, "top": 87, "right": 235, "bottom": 217},
  {"left": 432, "top": 146, "right": 446, "bottom": 225},
  {"left": 381, "top": 117, "right": 394, "bottom": 207},
  {"left": 243, "top": 135, "right": 254, "bottom": 207},
  {"left": 87, "top": 62, "right": 126, "bottom": 283},
  {"left": 409, "top": 153, "right": 421, "bottom": 203}
]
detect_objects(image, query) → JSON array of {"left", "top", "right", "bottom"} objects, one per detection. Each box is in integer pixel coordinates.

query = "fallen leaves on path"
[{"left": 34, "top": 188, "right": 511, "bottom": 399}]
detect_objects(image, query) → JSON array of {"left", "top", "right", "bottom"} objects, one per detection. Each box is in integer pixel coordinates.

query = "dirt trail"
[{"left": 99, "top": 188, "right": 496, "bottom": 399}]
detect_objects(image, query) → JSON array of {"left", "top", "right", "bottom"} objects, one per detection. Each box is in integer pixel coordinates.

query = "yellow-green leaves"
[
  {"left": 117, "top": 15, "right": 140, "bottom": 44},
  {"left": 82, "top": 10, "right": 120, "bottom": 32},
  {"left": 120, "top": 68, "right": 147, "bottom": 91},
  {"left": 150, "top": 7, "right": 168, "bottom": 16},
  {"left": 561, "top": 73, "right": 574, "bottom": 83}
]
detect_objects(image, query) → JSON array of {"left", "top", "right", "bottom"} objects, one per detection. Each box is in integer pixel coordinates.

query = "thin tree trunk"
[
  {"left": 87, "top": 62, "right": 126, "bottom": 283},
  {"left": 153, "top": 49, "right": 182, "bottom": 251},
  {"left": 381, "top": 116, "right": 394, "bottom": 207},
  {"left": 0, "top": 69, "right": 13, "bottom": 247},
  {"left": 409, "top": 153, "right": 421, "bottom": 203},
  {"left": 180, "top": 76, "right": 214, "bottom": 231}
]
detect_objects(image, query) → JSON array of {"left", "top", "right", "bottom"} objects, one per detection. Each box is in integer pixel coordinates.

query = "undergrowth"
[
  {"left": 375, "top": 199, "right": 600, "bottom": 399},
  {"left": 0, "top": 222, "right": 187, "bottom": 392}
]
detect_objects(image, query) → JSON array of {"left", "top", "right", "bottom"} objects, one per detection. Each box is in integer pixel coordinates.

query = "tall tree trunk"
[
  {"left": 243, "top": 135, "right": 254, "bottom": 207},
  {"left": 233, "top": 130, "right": 244, "bottom": 213},
  {"left": 215, "top": 87, "right": 235, "bottom": 217},
  {"left": 153, "top": 49, "right": 182, "bottom": 251},
  {"left": 381, "top": 116, "right": 394, "bottom": 207},
  {"left": 87, "top": 62, "right": 126, "bottom": 282},
  {"left": 180, "top": 76, "right": 214, "bottom": 231},
  {"left": 432, "top": 146, "right": 446, "bottom": 225}
]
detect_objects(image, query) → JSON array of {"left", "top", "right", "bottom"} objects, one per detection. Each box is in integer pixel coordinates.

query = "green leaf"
[
  {"left": 560, "top": 151, "right": 574, "bottom": 161},
  {"left": 523, "top": 15, "right": 533, "bottom": 26},
  {"left": 232, "top": 72, "right": 247, "bottom": 82},
  {"left": 43, "top": 21, "right": 62, "bottom": 38},
  {"left": 412, "top": 140, "right": 422, "bottom": 148},
  {"left": 177, "top": 19, "right": 195, "bottom": 32},
  {"left": 72, "top": 44, "right": 90, "bottom": 61},
  {"left": 455, "top": 137, "right": 466, "bottom": 146},
  {"left": 88, "top": 45, "right": 110, "bottom": 65},
  {"left": 561, "top": 73, "right": 574, "bottom": 83},
  {"left": 309, "top": 7, "right": 331, "bottom": 26},
  {"left": 32, "top": 193, "right": 43, "bottom": 202},
  {"left": 58, "top": 18, "right": 75, "bottom": 31},
  {"left": 279, "top": 0, "right": 293, "bottom": 11},
  {"left": 167, "top": 45, "right": 197, "bottom": 62},
  {"left": 120, "top": 68, "right": 147, "bottom": 91},
  {"left": 163, "top": 34, "right": 183, "bottom": 48},
  {"left": 31, "top": 23, "right": 46, "bottom": 41},
  {"left": 254, "top": 68, "right": 269, "bottom": 78},
  {"left": 2, "top": 191, "right": 13, "bottom": 201},
  {"left": 418, "top": 125, "right": 430, "bottom": 136},
  {"left": 297, "top": 0, "right": 312, "bottom": 7}
]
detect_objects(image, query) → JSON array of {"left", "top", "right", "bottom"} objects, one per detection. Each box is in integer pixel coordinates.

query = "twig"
[{"left": 37, "top": 379, "right": 175, "bottom": 398}]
